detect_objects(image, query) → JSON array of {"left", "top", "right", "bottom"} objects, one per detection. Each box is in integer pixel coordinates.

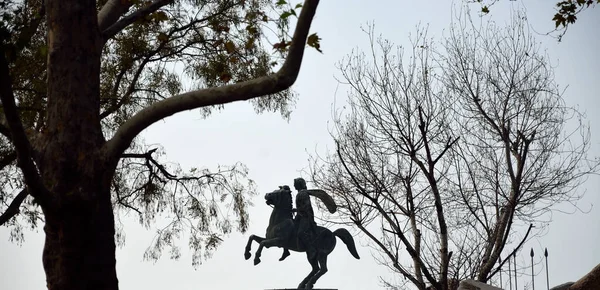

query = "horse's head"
[{"left": 265, "top": 186, "right": 292, "bottom": 211}]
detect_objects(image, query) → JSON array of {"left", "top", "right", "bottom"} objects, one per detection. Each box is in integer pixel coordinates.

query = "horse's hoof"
[
  {"left": 254, "top": 258, "right": 261, "bottom": 265},
  {"left": 244, "top": 252, "right": 251, "bottom": 260},
  {"left": 279, "top": 252, "right": 290, "bottom": 261}
]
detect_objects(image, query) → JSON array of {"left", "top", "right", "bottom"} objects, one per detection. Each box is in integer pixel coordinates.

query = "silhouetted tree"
[{"left": 0, "top": 0, "right": 321, "bottom": 289}]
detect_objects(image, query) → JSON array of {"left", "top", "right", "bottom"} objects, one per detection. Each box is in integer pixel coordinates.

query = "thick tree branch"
[
  {"left": 0, "top": 189, "right": 28, "bottom": 226},
  {"left": 416, "top": 106, "right": 450, "bottom": 289},
  {"left": 485, "top": 223, "right": 532, "bottom": 281},
  {"left": 98, "top": 0, "right": 134, "bottom": 31},
  {"left": 0, "top": 151, "right": 17, "bottom": 169},
  {"left": 0, "top": 49, "right": 49, "bottom": 206},
  {"left": 102, "top": 0, "right": 175, "bottom": 41},
  {"left": 0, "top": 122, "right": 12, "bottom": 141},
  {"left": 104, "top": 0, "right": 320, "bottom": 161}
]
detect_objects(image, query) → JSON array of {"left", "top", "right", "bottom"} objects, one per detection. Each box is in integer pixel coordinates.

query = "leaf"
[
  {"left": 157, "top": 32, "right": 168, "bottom": 42},
  {"left": 220, "top": 73, "right": 232, "bottom": 83},
  {"left": 272, "top": 40, "right": 290, "bottom": 51},
  {"left": 481, "top": 6, "right": 489, "bottom": 14},
  {"left": 280, "top": 11, "right": 292, "bottom": 19},
  {"left": 224, "top": 41, "right": 236, "bottom": 54},
  {"left": 307, "top": 33, "right": 322, "bottom": 53},
  {"left": 153, "top": 11, "right": 169, "bottom": 22},
  {"left": 246, "top": 25, "right": 258, "bottom": 35},
  {"left": 276, "top": 0, "right": 287, "bottom": 5},
  {"left": 38, "top": 45, "right": 48, "bottom": 57},
  {"left": 295, "top": 3, "right": 303, "bottom": 9},
  {"left": 552, "top": 13, "right": 566, "bottom": 28},
  {"left": 244, "top": 38, "right": 256, "bottom": 49}
]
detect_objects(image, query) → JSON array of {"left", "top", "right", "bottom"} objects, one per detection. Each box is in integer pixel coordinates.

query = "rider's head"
[{"left": 293, "top": 177, "right": 307, "bottom": 190}]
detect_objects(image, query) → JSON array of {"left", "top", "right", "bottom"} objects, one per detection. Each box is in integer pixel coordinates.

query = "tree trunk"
[
  {"left": 42, "top": 182, "right": 118, "bottom": 290},
  {"left": 39, "top": 1, "right": 117, "bottom": 289}
]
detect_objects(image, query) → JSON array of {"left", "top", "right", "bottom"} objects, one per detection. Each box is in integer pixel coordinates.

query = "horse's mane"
[{"left": 281, "top": 189, "right": 293, "bottom": 219}]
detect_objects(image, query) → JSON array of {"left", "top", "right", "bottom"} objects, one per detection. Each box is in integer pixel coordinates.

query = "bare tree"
[
  {"left": 309, "top": 13, "right": 597, "bottom": 290},
  {"left": 440, "top": 11, "right": 596, "bottom": 282}
]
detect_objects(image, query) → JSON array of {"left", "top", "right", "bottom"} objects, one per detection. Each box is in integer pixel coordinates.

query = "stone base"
[{"left": 458, "top": 280, "right": 503, "bottom": 290}]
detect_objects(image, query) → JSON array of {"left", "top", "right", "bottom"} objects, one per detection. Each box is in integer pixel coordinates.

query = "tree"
[
  {"left": 470, "top": 0, "right": 599, "bottom": 40},
  {"left": 309, "top": 13, "right": 597, "bottom": 290},
  {"left": 0, "top": 0, "right": 321, "bottom": 289}
]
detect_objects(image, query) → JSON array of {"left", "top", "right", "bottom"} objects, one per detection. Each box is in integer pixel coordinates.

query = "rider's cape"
[{"left": 305, "top": 189, "right": 337, "bottom": 214}]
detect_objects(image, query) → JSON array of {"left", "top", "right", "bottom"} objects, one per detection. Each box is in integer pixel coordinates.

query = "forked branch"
[
  {"left": 104, "top": 0, "right": 320, "bottom": 161},
  {"left": 98, "top": 0, "right": 134, "bottom": 31},
  {"left": 101, "top": 0, "right": 175, "bottom": 41}
]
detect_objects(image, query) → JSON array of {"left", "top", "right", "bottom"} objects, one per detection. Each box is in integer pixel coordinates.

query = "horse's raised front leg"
[
  {"left": 244, "top": 234, "right": 265, "bottom": 260},
  {"left": 254, "top": 237, "right": 284, "bottom": 265}
]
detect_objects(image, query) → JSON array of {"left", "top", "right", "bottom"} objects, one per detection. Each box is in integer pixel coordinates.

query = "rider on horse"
[{"left": 279, "top": 177, "right": 318, "bottom": 262}]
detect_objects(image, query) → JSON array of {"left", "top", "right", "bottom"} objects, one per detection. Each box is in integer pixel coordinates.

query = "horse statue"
[{"left": 244, "top": 186, "right": 360, "bottom": 289}]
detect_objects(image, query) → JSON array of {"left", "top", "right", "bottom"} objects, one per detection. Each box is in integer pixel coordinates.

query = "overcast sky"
[{"left": 1, "top": 1, "right": 599, "bottom": 290}]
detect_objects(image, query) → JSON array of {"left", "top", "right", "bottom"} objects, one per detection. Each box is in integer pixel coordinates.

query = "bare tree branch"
[
  {"left": 0, "top": 189, "right": 28, "bottom": 226},
  {"left": 101, "top": 0, "right": 175, "bottom": 41},
  {"left": 485, "top": 223, "right": 532, "bottom": 280},
  {"left": 0, "top": 151, "right": 17, "bottom": 169},
  {"left": 104, "top": 0, "right": 320, "bottom": 161},
  {"left": 0, "top": 123, "right": 12, "bottom": 141},
  {"left": 98, "top": 0, "right": 134, "bottom": 31}
]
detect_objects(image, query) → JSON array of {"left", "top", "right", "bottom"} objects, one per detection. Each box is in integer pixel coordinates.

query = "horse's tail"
[{"left": 333, "top": 228, "right": 360, "bottom": 259}]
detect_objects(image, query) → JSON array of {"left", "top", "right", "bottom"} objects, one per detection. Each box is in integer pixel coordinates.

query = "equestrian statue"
[{"left": 244, "top": 177, "right": 360, "bottom": 289}]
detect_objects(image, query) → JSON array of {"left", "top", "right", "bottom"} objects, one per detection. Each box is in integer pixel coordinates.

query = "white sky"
[{"left": 1, "top": 1, "right": 599, "bottom": 289}]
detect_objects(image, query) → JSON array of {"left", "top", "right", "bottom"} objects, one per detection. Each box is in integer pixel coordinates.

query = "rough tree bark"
[{"left": 0, "top": 0, "right": 320, "bottom": 289}]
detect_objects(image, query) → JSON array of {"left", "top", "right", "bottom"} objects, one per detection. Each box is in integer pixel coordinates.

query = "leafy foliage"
[
  {"left": 469, "top": 0, "right": 599, "bottom": 40},
  {"left": 552, "top": 0, "right": 599, "bottom": 28}
]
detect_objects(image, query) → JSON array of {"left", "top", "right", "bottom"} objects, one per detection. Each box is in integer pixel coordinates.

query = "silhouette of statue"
[{"left": 244, "top": 178, "right": 359, "bottom": 289}]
